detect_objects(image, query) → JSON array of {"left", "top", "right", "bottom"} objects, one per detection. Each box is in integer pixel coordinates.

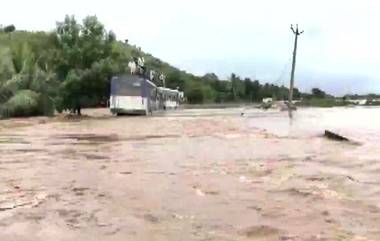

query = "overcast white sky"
[{"left": 1, "top": 0, "right": 380, "bottom": 95}]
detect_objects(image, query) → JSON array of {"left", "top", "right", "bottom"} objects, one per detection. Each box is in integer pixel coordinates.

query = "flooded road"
[{"left": 0, "top": 107, "right": 379, "bottom": 241}]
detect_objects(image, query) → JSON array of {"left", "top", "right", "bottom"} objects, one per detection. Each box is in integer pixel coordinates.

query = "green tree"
[
  {"left": 230, "top": 73, "right": 245, "bottom": 101},
  {"left": 166, "top": 70, "right": 185, "bottom": 90},
  {"left": 0, "top": 42, "right": 56, "bottom": 117},
  {"left": 202, "top": 84, "right": 217, "bottom": 103},
  {"left": 54, "top": 15, "right": 117, "bottom": 114},
  {"left": 250, "top": 80, "right": 261, "bottom": 101},
  {"left": 4, "top": 25, "right": 15, "bottom": 39},
  {"left": 311, "top": 88, "right": 326, "bottom": 98},
  {"left": 203, "top": 73, "right": 219, "bottom": 82},
  {"left": 244, "top": 78, "right": 253, "bottom": 101},
  {"left": 186, "top": 81, "right": 204, "bottom": 104},
  {"left": 293, "top": 88, "right": 301, "bottom": 99}
]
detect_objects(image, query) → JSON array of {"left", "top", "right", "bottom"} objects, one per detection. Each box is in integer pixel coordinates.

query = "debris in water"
[
  {"left": 204, "top": 190, "right": 219, "bottom": 195},
  {"left": 119, "top": 171, "right": 132, "bottom": 175},
  {"left": 324, "top": 130, "right": 349, "bottom": 142},
  {"left": 172, "top": 213, "right": 184, "bottom": 220},
  {"left": 195, "top": 188, "right": 205, "bottom": 197},
  {"left": 0, "top": 192, "right": 47, "bottom": 211},
  {"left": 239, "top": 176, "right": 252, "bottom": 183},
  {"left": 239, "top": 225, "right": 281, "bottom": 238},
  {"left": 143, "top": 213, "right": 159, "bottom": 223}
]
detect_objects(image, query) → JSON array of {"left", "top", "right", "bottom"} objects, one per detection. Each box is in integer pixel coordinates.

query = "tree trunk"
[{"left": 76, "top": 107, "right": 81, "bottom": 116}]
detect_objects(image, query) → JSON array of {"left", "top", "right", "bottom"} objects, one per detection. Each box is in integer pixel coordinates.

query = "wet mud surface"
[{"left": 0, "top": 108, "right": 379, "bottom": 240}]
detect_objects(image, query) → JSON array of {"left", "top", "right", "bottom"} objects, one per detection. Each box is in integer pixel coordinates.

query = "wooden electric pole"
[{"left": 288, "top": 24, "right": 303, "bottom": 118}]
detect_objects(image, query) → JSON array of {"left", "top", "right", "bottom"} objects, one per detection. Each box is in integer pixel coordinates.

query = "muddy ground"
[{"left": 0, "top": 108, "right": 379, "bottom": 241}]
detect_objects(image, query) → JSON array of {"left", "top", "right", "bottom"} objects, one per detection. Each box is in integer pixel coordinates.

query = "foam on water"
[{"left": 246, "top": 106, "right": 380, "bottom": 144}]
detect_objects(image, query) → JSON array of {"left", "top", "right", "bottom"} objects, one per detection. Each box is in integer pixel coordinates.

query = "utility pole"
[{"left": 288, "top": 24, "right": 303, "bottom": 118}]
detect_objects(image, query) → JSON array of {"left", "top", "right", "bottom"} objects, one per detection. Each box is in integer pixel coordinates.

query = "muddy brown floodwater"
[{"left": 0, "top": 107, "right": 380, "bottom": 241}]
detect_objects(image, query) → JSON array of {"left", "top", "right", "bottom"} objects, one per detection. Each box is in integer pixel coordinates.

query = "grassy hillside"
[{"left": 0, "top": 16, "right": 304, "bottom": 118}]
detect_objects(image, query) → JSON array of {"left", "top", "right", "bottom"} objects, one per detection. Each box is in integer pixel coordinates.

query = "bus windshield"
[{"left": 111, "top": 76, "right": 142, "bottom": 96}]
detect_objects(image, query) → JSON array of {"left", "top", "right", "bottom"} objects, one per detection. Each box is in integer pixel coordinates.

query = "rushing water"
[
  {"left": 1, "top": 107, "right": 380, "bottom": 240},
  {"left": 166, "top": 106, "right": 380, "bottom": 145},
  {"left": 245, "top": 106, "right": 380, "bottom": 143}
]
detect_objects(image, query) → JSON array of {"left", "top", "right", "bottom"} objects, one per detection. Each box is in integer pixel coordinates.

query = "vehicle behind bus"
[{"left": 157, "top": 87, "right": 181, "bottom": 110}]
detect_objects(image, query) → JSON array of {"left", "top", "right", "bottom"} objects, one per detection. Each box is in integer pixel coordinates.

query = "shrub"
[{"left": 0, "top": 90, "right": 41, "bottom": 117}]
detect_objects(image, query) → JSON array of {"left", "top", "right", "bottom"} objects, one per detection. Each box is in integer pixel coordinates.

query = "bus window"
[{"left": 111, "top": 77, "right": 142, "bottom": 96}]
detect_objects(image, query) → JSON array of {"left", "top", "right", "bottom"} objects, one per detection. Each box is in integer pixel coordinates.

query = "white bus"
[
  {"left": 157, "top": 87, "right": 181, "bottom": 110},
  {"left": 110, "top": 75, "right": 157, "bottom": 115},
  {"left": 109, "top": 75, "right": 183, "bottom": 115}
]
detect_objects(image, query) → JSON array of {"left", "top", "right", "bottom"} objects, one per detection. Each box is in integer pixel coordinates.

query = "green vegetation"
[
  {"left": 53, "top": 16, "right": 123, "bottom": 114},
  {"left": 1, "top": 90, "right": 42, "bottom": 117},
  {"left": 297, "top": 98, "right": 349, "bottom": 108},
  {"left": 297, "top": 88, "right": 348, "bottom": 108},
  {"left": 1, "top": 15, "right": 358, "bottom": 118},
  {"left": 0, "top": 30, "right": 58, "bottom": 117},
  {"left": 0, "top": 16, "right": 125, "bottom": 117}
]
